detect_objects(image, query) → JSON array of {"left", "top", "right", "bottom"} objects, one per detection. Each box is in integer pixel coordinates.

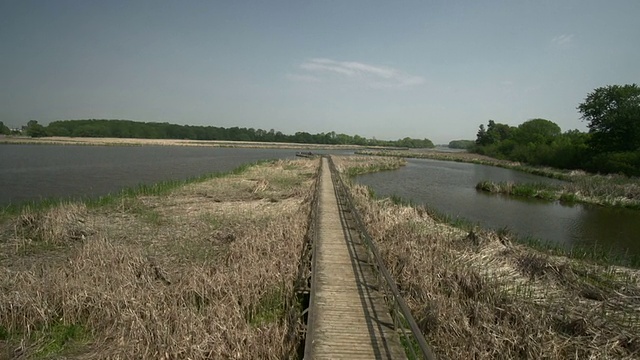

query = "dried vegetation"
[
  {"left": 334, "top": 155, "right": 640, "bottom": 359},
  {"left": 477, "top": 175, "right": 640, "bottom": 210},
  {"left": 360, "top": 149, "right": 640, "bottom": 209},
  {"left": 0, "top": 159, "right": 319, "bottom": 359}
]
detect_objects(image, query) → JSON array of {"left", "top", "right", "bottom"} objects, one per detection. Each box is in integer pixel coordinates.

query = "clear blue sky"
[{"left": 1, "top": 0, "right": 639, "bottom": 143}]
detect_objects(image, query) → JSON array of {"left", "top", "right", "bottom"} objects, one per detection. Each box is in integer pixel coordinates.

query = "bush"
[{"left": 586, "top": 152, "right": 640, "bottom": 176}]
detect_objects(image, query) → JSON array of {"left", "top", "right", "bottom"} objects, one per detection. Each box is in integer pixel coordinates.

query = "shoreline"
[
  {"left": 333, "top": 155, "right": 640, "bottom": 358},
  {"left": 1, "top": 158, "right": 319, "bottom": 358},
  {"left": 1, "top": 154, "right": 639, "bottom": 358},
  {"left": 357, "top": 149, "right": 640, "bottom": 210},
  {"left": 0, "top": 135, "right": 366, "bottom": 150}
]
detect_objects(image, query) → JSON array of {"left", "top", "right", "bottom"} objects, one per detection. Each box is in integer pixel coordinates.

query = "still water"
[
  {"left": 0, "top": 144, "right": 345, "bottom": 206},
  {"left": 3, "top": 146, "right": 639, "bottom": 256},
  {"left": 356, "top": 158, "right": 640, "bottom": 256}
]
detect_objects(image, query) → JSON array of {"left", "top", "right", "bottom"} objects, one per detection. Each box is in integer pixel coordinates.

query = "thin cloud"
[
  {"left": 285, "top": 73, "right": 322, "bottom": 83},
  {"left": 293, "top": 58, "right": 424, "bottom": 88},
  {"left": 551, "top": 34, "right": 574, "bottom": 46}
]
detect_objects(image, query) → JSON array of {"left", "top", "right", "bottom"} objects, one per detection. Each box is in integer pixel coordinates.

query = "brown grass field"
[
  {"left": 334, "top": 155, "right": 640, "bottom": 359},
  {"left": 0, "top": 158, "right": 319, "bottom": 359},
  {"left": 2, "top": 154, "right": 639, "bottom": 359}
]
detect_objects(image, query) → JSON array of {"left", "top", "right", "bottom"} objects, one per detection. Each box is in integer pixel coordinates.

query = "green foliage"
[
  {"left": 559, "top": 192, "right": 578, "bottom": 203},
  {"left": 477, "top": 182, "right": 558, "bottom": 201},
  {"left": 246, "top": 287, "right": 286, "bottom": 327},
  {"left": 25, "top": 120, "right": 47, "bottom": 137},
  {"left": 475, "top": 120, "right": 515, "bottom": 146},
  {"left": 585, "top": 151, "right": 640, "bottom": 176},
  {"left": 472, "top": 84, "right": 640, "bottom": 176},
  {"left": 32, "top": 323, "right": 88, "bottom": 358},
  {"left": 578, "top": 84, "right": 640, "bottom": 153},
  {"left": 41, "top": 119, "right": 436, "bottom": 148},
  {"left": 512, "top": 119, "right": 561, "bottom": 145},
  {"left": 448, "top": 139, "right": 475, "bottom": 149},
  {"left": 395, "top": 137, "right": 435, "bottom": 148},
  {"left": 0, "top": 121, "right": 10, "bottom": 135}
]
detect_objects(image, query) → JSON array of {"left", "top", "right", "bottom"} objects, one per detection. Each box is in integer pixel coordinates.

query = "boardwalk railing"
[
  {"left": 327, "top": 156, "right": 437, "bottom": 360},
  {"left": 302, "top": 158, "right": 322, "bottom": 359}
]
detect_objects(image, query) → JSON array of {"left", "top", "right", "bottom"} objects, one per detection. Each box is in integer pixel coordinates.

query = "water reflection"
[
  {"left": 0, "top": 144, "right": 350, "bottom": 206},
  {"left": 356, "top": 158, "right": 640, "bottom": 256}
]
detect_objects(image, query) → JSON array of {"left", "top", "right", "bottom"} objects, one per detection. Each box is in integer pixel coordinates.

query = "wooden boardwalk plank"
[{"left": 306, "top": 158, "right": 407, "bottom": 359}]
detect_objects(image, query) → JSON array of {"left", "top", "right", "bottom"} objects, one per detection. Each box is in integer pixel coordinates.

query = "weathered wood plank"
[{"left": 306, "top": 158, "right": 407, "bottom": 360}]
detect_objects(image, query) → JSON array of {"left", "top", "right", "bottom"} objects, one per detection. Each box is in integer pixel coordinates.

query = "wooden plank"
[{"left": 306, "top": 158, "right": 407, "bottom": 360}]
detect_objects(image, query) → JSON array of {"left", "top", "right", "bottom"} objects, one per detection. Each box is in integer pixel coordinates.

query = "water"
[
  {"left": 3, "top": 146, "right": 639, "bottom": 256},
  {"left": 0, "top": 144, "right": 347, "bottom": 205},
  {"left": 356, "top": 158, "right": 640, "bottom": 256}
]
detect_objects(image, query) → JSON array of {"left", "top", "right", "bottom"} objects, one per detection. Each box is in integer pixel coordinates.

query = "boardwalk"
[{"left": 305, "top": 158, "right": 407, "bottom": 359}]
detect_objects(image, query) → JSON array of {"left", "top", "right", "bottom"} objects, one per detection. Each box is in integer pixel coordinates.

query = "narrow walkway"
[{"left": 306, "top": 158, "right": 406, "bottom": 359}]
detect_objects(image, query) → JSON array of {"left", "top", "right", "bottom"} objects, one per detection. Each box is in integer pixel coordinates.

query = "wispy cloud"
[
  {"left": 551, "top": 34, "right": 574, "bottom": 46},
  {"left": 285, "top": 73, "right": 322, "bottom": 83},
  {"left": 289, "top": 58, "right": 424, "bottom": 88}
]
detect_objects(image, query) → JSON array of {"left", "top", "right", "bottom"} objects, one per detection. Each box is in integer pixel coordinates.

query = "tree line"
[
  {"left": 472, "top": 84, "right": 640, "bottom": 176},
  {"left": 0, "top": 122, "right": 10, "bottom": 135},
  {"left": 20, "top": 119, "right": 435, "bottom": 148}
]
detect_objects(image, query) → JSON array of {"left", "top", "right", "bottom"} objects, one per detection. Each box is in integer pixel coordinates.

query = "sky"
[{"left": 1, "top": 1, "right": 639, "bottom": 144}]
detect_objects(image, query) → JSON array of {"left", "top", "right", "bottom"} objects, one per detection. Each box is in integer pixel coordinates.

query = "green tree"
[
  {"left": 448, "top": 140, "right": 475, "bottom": 149},
  {"left": 513, "top": 119, "right": 561, "bottom": 145},
  {"left": 0, "top": 121, "right": 10, "bottom": 135},
  {"left": 578, "top": 84, "right": 640, "bottom": 153},
  {"left": 476, "top": 120, "right": 514, "bottom": 146},
  {"left": 26, "top": 120, "right": 47, "bottom": 137}
]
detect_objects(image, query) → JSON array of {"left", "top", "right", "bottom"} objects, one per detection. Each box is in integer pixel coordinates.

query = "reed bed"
[
  {"left": 338, "top": 155, "right": 406, "bottom": 177},
  {"left": 360, "top": 149, "right": 640, "bottom": 209},
  {"left": 333, "top": 155, "right": 640, "bottom": 359},
  {"left": 0, "top": 158, "right": 319, "bottom": 359},
  {"left": 477, "top": 176, "right": 640, "bottom": 209},
  {"left": 356, "top": 149, "right": 576, "bottom": 180}
]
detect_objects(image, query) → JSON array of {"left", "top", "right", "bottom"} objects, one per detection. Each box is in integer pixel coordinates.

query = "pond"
[
  {"left": 355, "top": 158, "right": 640, "bottom": 257},
  {"left": 0, "top": 144, "right": 345, "bottom": 206}
]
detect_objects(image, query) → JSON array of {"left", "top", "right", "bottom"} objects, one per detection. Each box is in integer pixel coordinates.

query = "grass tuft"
[{"left": 0, "top": 158, "right": 320, "bottom": 358}]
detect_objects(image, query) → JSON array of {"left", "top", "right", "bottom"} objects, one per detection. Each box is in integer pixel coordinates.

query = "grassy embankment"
[
  {"left": 476, "top": 176, "right": 640, "bottom": 210},
  {"left": 0, "top": 158, "right": 319, "bottom": 359},
  {"left": 334, "top": 155, "right": 640, "bottom": 359},
  {"left": 0, "top": 136, "right": 363, "bottom": 150},
  {"left": 358, "top": 149, "right": 640, "bottom": 210}
]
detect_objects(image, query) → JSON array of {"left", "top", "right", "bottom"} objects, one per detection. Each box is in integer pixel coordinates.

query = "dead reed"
[
  {"left": 334, "top": 155, "right": 640, "bottom": 359},
  {"left": 0, "top": 159, "right": 319, "bottom": 359},
  {"left": 361, "top": 149, "right": 640, "bottom": 209}
]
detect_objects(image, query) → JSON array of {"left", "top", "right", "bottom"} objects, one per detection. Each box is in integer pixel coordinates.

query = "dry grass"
[
  {"left": 0, "top": 158, "right": 319, "bottom": 359},
  {"left": 357, "top": 148, "right": 506, "bottom": 164},
  {"left": 333, "top": 155, "right": 640, "bottom": 359},
  {"left": 362, "top": 149, "right": 640, "bottom": 209}
]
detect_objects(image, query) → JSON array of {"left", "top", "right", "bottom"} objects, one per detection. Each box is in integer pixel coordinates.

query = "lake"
[
  {"left": 4, "top": 145, "right": 638, "bottom": 257},
  {"left": 0, "top": 144, "right": 346, "bottom": 205},
  {"left": 356, "top": 158, "right": 640, "bottom": 257}
]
